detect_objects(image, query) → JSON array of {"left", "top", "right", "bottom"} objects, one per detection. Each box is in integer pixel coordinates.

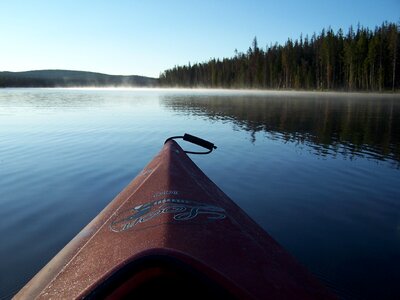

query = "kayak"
[{"left": 15, "top": 134, "right": 334, "bottom": 299}]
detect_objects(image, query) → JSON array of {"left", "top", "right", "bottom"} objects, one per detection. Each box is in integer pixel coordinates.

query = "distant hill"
[{"left": 0, "top": 70, "right": 158, "bottom": 87}]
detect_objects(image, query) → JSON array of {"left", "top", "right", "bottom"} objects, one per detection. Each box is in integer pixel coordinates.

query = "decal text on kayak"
[{"left": 110, "top": 198, "right": 226, "bottom": 232}]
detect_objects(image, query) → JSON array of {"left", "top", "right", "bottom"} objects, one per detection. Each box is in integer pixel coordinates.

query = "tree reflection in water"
[{"left": 162, "top": 93, "right": 400, "bottom": 165}]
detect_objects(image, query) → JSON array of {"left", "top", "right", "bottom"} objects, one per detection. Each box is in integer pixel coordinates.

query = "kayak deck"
[{"left": 16, "top": 140, "right": 334, "bottom": 299}]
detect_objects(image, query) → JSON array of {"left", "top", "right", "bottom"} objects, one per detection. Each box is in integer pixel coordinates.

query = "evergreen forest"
[
  {"left": 159, "top": 22, "right": 399, "bottom": 91},
  {"left": 0, "top": 70, "right": 156, "bottom": 88}
]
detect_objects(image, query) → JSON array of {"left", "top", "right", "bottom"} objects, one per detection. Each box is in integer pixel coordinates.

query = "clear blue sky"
[{"left": 0, "top": 0, "right": 398, "bottom": 77}]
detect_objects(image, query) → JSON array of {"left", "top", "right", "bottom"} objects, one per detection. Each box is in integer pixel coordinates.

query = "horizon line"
[{"left": 0, "top": 69, "right": 158, "bottom": 79}]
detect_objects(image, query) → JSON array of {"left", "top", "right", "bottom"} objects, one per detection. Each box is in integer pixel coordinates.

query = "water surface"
[{"left": 0, "top": 88, "right": 399, "bottom": 299}]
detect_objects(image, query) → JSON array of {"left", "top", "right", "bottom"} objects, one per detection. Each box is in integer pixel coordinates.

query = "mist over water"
[
  {"left": 162, "top": 92, "right": 400, "bottom": 164},
  {"left": 0, "top": 88, "right": 399, "bottom": 299}
]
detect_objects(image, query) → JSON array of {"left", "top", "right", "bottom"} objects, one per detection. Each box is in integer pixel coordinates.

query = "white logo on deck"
[{"left": 110, "top": 197, "right": 226, "bottom": 232}]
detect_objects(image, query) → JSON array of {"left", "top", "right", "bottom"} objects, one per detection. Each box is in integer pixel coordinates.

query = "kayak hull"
[{"left": 15, "top": 140, "right": 334, "bottom": 299}]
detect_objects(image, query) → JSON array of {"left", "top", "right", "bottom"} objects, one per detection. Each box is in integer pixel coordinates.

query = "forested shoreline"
[
  {"left": 160, "top": 22, "right": 399, "bottom": 91},
  {"left": 0, "top": 70, "right": 157, "bottom": 87}
]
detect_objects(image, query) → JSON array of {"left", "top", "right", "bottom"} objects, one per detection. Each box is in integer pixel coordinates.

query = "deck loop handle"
[
  {"left": 165, "top": 133, "right": 217, "bottom": 155},
  {"left": 183, "top": 133, "right": 216, "bottom": 151}
]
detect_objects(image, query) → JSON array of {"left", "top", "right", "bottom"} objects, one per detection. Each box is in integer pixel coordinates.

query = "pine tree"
[{"left": 158, "top": 22, "right": 399, "bottom": 91}]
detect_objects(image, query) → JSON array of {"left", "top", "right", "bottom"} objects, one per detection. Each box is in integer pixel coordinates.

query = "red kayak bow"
[{"left": 15, "top": 134, "right": 334, "bottom": 299}]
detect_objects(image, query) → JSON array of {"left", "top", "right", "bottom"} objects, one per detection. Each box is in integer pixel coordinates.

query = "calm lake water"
[{"left": 0, "top": 88, "right": 399, "bottom": 299}]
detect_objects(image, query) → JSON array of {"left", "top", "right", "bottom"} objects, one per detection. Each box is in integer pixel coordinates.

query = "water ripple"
[{"left": 1, "top": 89, "right": 399, "bottom": 299}]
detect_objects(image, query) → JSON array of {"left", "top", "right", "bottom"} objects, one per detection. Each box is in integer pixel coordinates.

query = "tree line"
[
  {"left": 159, "top": 22, "right": 399, "bottom": 91},
  {"left": 0, "top": 70, "right": 157, "bottom": 87}
]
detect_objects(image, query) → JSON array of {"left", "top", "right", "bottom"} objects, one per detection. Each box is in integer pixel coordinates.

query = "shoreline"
[{"left": 1, "top": 86, "right": 399, "bottom": 97}]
